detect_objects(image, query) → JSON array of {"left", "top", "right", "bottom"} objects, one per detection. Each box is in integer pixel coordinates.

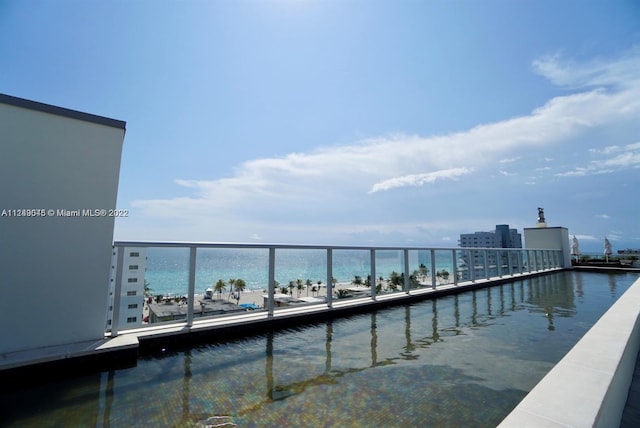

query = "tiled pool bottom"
[{"left": 3, "top": 271, "right": 639, "bottom": 427}]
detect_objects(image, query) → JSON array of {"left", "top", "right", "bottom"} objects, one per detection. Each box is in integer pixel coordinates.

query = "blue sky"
[{"left": 2, "top": 0, "right": 639, "bottom": 252}]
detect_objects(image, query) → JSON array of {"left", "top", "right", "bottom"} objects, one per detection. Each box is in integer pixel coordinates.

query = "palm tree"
[
  {"left": 352, "top": 275, "right": 363, "bottom": 286},
  {"left": 288, "top": 281, "right": 295, "bottom": 296},
  {"left": 294, "top": 278, "right": 303, "bottom": 297},
  {"left": 305, "top": 279, "right": 312, "bottom": 296},
  {"left": 228, "top": 278, "right": 236, "bottom": 301},
  {"left": 144, "top": 280, "right": 152, "bottom": 297},
  {"left": 436, "top": 269, "right": 450, "bottom": 283},
  {"left": 389, "top": 271, "right": 402, "bottom": 287},
  {"left": 234, "top": 278, "right": 246, "bottom": 304},
  {"left": 214, "top": 279, "right": 226, "bottom": 300},
  {"left": 316, "top": 280, "right": 322, "bottom": 296}
]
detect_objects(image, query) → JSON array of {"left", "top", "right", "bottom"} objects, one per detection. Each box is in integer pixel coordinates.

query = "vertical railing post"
[
  {"left": 403, "top": 249, "right": 410, "bottom": 294},
  {"left": 268, "top": 247, "right": 276, "bottom": 317},
  {"left": 497, "top": 250, "right": 503, "bottom": 278},
  {"left": 326, "top": 248, "right": 333, "bottom": 308},
  {"left": 507, "top": 250, "right": 513, "bottom": 276},
  {"left": 469, "top": 249, "right": 476, "bottom": 283},
  {"left": 370, "top": 249, "right": 376, "bottom": 301},
  {"left": 430, "top": 249, "right": 436, "bottom": 288},
  {"left": 516, "top": 250, "right": 521, "bottom": 274},
  {"left": 110, "top": 245, "right": 125, "bottom": 337},
  {"left": 186, "top": 246, "right": 196, "bottom": 327},
  {"left": 484, "top": 249, "right": 490, "bottom": 279},
  {"left": 452, "top": 249, "right": 458, "bottom": 285}
]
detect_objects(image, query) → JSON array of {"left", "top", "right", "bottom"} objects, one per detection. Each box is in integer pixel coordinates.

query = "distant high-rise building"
[
  {"left": 459, "top": 224, "right": 522, "bottom": 249},
  {"left": 458, "top": 225, "right": 522, "bottom": 280}
]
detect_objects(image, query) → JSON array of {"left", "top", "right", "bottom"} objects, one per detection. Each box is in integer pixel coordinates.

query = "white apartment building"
[
  {"left": 459, "top": 224, "right": 522, "bottom": 279},
  {"left": 459, "top": 224, "right": 522, "bottom": 249},
  {"left": 107, "top": 247, "right": 147, "bottom": 331}
]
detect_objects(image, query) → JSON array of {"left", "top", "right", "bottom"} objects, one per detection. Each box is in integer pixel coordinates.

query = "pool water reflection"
[{"left": 2, "top": 271, "right": 639, "bottom": 427}]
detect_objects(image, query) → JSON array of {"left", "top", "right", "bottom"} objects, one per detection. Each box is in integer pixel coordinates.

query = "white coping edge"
[{"left": 498, "top": 276, "right": 640, "bottom": 428}]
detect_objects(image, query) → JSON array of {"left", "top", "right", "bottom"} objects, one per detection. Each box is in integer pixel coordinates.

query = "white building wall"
[
  {"left": 524, "top": 227, "right": 571, "bottom": 268},
  {"left": 0, "top": 94, "right": 125, "bottom": 354},
  {"left": 107, "top": 247, "right": 146, "bottom": 330}
]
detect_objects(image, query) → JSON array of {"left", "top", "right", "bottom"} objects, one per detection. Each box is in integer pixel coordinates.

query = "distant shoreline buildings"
[{"left": 459, "top": 224, "right": 522, "bottom": 249}]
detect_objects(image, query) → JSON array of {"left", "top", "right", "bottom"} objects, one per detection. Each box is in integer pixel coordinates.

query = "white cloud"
[
  {"left": 127, "top": 46, "right": 640, "bottom": 244},
  {"left": 557, "top": 140, "right": 640, "bottom": 177},
  {"left": 499, "top": 156, "right": 521, "bottom": 164},
  {"left": 596, "top": 214, "right": 610, "bottom": 219},
  {"left": 574, "top": 234, "right": 598, "bottom": 242},
  {"left": 368, "top": 167, "right": 472, "bottom": 193},
  {"left": 533, "top": 46, "right": 640, "bottom": 89}
]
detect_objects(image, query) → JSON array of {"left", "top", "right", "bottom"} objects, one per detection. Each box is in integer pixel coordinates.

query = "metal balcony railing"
[{"left": 107, "top": 242, "right": 563, "bottom": 336}]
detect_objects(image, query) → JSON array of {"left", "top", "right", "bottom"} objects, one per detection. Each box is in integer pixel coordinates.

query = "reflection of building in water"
[
  {"left": 458, "top": 224, "right": 522, "bottom": 280},
  {"left": 91, "top": 272, "right": 624, "bottom": 426},
  {"left": 526, "top": 273, "right": 576, "bottom": 330}
]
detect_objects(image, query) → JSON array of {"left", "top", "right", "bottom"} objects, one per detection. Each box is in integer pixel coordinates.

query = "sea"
[{"left": 143, "top": 247, "right": 457, "bottom": 298}]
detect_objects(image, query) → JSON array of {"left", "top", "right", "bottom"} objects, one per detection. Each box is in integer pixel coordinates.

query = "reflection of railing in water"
[
  {"left": 112, "top": 273, "right": 590, "bottom": 422},
  {"left": 109, "top": 242, "right": 564, "bottom": 335}
]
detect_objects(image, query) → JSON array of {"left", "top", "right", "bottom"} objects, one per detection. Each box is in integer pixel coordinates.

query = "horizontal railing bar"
[{"left": 113, "top": 240, "right": 559, "bottom": 252}]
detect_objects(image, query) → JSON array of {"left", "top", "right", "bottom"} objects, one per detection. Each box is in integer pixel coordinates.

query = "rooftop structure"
[{"left": 0, "top": 93, "right": 125, "bottom": 355}]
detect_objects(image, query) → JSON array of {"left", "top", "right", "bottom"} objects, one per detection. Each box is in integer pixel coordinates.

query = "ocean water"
[{"left": 144, "top": 247, "right": 458, "bottom": 297}]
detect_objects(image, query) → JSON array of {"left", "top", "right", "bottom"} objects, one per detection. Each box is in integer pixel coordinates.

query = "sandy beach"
[
  {"left": 142, "top": 275, "right": 440, "bottom": 322},
  {"left": 216, "top": 276, "right": 438, "bottom": 308}
]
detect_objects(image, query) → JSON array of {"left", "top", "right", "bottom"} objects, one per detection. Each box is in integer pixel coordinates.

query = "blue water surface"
[{"left": 2, "top": 271, "right": 638, "bottom": 427}]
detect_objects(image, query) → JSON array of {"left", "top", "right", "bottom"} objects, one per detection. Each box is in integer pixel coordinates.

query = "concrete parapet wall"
[{"left": 498, "top": 276, "right": 640, "bottom": 427}]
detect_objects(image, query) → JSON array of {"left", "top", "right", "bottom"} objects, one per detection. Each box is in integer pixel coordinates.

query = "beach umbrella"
[
  {"left": 604, "top": 237, "right": 612, "bottom": 262},
  {"left": 571, "top": 236, "right": 580, "bottom": 262}
]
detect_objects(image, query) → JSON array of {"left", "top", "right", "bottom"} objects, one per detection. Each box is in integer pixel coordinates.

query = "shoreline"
[{"left": 149, "top": 276, "right": 444, "bottom": 309}]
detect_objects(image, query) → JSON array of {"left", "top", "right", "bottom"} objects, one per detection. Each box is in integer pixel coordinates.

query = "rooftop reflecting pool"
[{"left": 2, "top": 271, "right": 639, "bottom": 427}]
